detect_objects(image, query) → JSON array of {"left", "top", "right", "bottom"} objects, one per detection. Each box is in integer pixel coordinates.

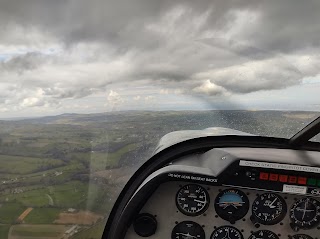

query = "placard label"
[
  {"left": 240, "top": 160, "right": 320, "bottom": 173},
  {"left": 283, "top": 184, "right": 307, "bottom": 195}
]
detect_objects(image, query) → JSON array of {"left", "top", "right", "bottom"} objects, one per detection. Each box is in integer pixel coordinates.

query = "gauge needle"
[
  {"left": 268, "top": 198, "right": 277, "bottom": 209},
  {"left": 177, "top": 233, "right": 197, "bottom": 239},
  {"left": 302, "top": 201, "right": 307, "bottom": 220},
  {"left": 194, "top": 199, "right": 206, "bottom": 204},
  {"left": 296, "top": 208, "right": 314, "bottom": 212},
  {"left": 221, "top": 228, "right": 231, "bottom": 239}
]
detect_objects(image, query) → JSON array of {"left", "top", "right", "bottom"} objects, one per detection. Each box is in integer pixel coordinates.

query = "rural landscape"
[{"left": 0, "top": 110, "right": 318, "bottom": 239}]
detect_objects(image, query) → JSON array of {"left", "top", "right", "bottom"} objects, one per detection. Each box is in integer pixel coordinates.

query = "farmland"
[
  {"left": 0, "top": 110, "right": 318, "bottom": 239},
  {"left": 0, "top": 226, "right": 10, "bottom": 239},
  {"left": 0, "top": 203, "right": 25, "bottom": 224},
  {"left": 9, "top": 224, "right": 69, "bottom": 239},
  {"left": 24, "top": 208, "right": 61, "bottom": 224}
]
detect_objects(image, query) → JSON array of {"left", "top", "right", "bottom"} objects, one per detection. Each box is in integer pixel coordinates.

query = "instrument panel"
[
  {"left": 126, "top": 182, "right": 320, "bottom": 239},
  {"left": 123, "top": 148, "right": 320, "bottom": 239}
]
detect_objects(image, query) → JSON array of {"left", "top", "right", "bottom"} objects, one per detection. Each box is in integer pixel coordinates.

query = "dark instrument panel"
[
  {"left": 127, "top": 183, "right": 320, "bottom": 239},
  {"left": 124, "top": 148, "right": 320, "bottom": 239}
]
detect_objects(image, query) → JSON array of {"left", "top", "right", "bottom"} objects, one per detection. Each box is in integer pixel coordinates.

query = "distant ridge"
[{"left": 0, "top": 110, "right": 318, "bottom": 126}]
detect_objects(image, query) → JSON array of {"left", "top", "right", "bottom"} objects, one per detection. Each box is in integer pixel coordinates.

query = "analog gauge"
[
  {"left": 291, "top": 235, "right": 313, "bottom": 239},
  {"left": 210, "top": 226, "right": 243, "bottom": 239},
  {"left": 251, "top": 193, "right": 287, "bottom": 225},
  {"left": 249, "top": 230, "right": 279, "bottom": 239},
  {"left": 214, "top": 189, "right": 249, "bottom": 223},
  {"left": 290, "top": 197, "right": 320, "bottom": 229},
  {"left": 171, "top": 221, "right": 205, "bottom": 239},
  {"left": 176, "top": 184, "right": 210, "bottom": 216}
]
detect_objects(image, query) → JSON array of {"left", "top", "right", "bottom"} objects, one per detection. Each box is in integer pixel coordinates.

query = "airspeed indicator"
[{"left": 176, "top": 184, "right": 210, "bottom": 216}]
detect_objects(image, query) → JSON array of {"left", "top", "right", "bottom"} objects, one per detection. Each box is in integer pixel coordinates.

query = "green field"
[
  {"left": 73, "top": 143, "right": 137, "bottom": 170},
  {"left": 24, "top": 208, "right": 61, "bottom": 224},
  {"left": 11, "top": 224, "right": 67, "bottom": 237},
  {"left": 0, "top": 155, "right": 64, "bottom": 175},
  {"left": 2, "top": 189, "right": 50, "bottom": 207},
  {"left": 0, "top": 225, "right": 10, "bottom": 239},
  {"left": 0, "top": 203, "right": 25, "bottom": 224},
  {"left": 0, "top": 182, "right": 113, "bottom": 217},
  {"left": 0, "top": 181, "right": 88, "bottom": 208},
  {"left": 50, "top": 181, "right": 88, "bottom": 208}
]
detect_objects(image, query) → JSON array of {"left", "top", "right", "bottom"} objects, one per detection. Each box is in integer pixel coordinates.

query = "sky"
[{"left": 0, "top": 0, "right": 320, "bottom": 118}]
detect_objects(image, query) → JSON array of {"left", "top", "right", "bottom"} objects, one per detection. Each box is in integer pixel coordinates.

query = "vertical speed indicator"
[{"left": 176, "top": 184, "right": 210, "bottom": 216}]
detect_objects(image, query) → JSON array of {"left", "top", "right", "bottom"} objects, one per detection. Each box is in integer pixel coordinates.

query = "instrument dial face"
[
  {"left": 252, "top": 193, "right": 287, "bottom": 225},
  {"left": 290, "top": 197, "right": 320, "bottom": 229},
  {"left": 249, "top": 230, "right": 279, "bottom": 239},
  {"left": 171, "top": 221, "right": 205, "bottom": 239},
  {"left": 214, "top": 189, "right": 249, "bottom": 223},
  {"left": 210, "top": 226, "right": 243, "bottom": 239},
  {"left": 292, "top": 235, "right": 313, "bottom": 239},
  {"left": 176, "top": 184, "right": 210, "bottom": 216}
]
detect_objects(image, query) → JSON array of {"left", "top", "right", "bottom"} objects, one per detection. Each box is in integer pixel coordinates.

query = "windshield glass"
[
  {"left": 311, "top": 133, "right": 320, "bottom": 142},
  {"left": 0, "top": 1, "right": 320, "bottom": 239}
]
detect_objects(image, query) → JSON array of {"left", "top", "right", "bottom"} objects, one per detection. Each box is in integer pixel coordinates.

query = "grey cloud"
[
  {"left": 2, "top": 0, "right": 318, "bottom": 51},
  {"left": 1, "top": 0, "right": 319, "bottom": 48},
  {"left": 1, "top": 52, "right": 47, "bottom": 72},
  {"left": 1, "top": 0, "right": 320, "bottom": 110}
]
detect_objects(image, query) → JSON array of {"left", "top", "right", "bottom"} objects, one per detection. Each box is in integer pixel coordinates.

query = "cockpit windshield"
[{"left": 0, "top": 1, "right": 320, "bottom": 239}]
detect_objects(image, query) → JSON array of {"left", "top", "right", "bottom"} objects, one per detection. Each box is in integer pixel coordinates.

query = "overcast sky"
[{"left": 0, "top": 0, "right": 320, "bottom": 117}]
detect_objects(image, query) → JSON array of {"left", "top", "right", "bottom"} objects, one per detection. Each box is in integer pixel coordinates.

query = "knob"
[{"left": 133, "top": 213, "right": 157, "bottom": 237}]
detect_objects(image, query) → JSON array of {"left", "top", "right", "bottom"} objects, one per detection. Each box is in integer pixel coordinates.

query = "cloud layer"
[{"left": 1, "top": 0, "right": 320, "bottom": 115}]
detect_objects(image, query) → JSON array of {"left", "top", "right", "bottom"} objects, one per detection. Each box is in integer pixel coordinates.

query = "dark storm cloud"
[{"left": 1, "top": 0, "right": 320, "bottom": 109}]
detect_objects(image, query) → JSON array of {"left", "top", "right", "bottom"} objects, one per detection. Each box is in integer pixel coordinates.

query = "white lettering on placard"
[
  {"left": 311, "top": 188, "right": 320, "bottom": 196},
  {"left": 167, "top": 173, "right": 218, "bottom": 183},
  {"left": 240, "top": 160, "right": 320, "bottom": 174},
  {"left": 283, "top": 185, "right": 307, "bottom": 195}
]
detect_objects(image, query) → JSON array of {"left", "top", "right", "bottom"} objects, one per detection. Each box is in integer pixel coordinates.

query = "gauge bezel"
[
  {"left": 251, "top": 193, "right": 287, "bottom": 225},
  {"left": 210, "top": 226, "right": 244, "bottom": 239},
  {"left": 290, "top": 197, "right": 320, "bottom": 229},
  {"left": 214, "top": 188, "right": 249, "bottom": 223},
  {"left": 292, "top": 234, "right": 314, "bottom": 239},
  {"left": 171, "top": 221, "right": 205, "bottom": 239},
  {"left": 249, "top": 230, "right": 279, "bottom": 239},
  {"left": 176, "top": 184, "right": 210, "bottom": 216}
]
